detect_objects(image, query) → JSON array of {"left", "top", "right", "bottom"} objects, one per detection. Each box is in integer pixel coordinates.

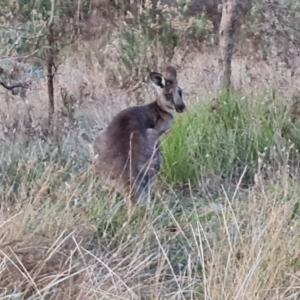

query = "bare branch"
[
  {"left": 0, "top": 81, "right": 29, "bottom": 91},
  {"left": 0, "top": 49, "right": 39, "bottom": 61},
  {"left": 47, "top": 0, "right": 57, "bottom": 133},
  {"left": 48, "top": 0, "right": 56, "bottom": 26}
]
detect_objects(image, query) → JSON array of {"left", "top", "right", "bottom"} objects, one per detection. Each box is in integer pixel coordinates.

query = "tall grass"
[
  {"left": 161, "top": 91, "right": 298, "bottom": 184},
  {"left": 1, "top": 92, "right": 300, "bottom": 299}
]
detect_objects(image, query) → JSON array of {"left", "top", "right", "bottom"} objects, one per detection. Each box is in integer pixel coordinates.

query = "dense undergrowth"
[{"left": 1, "top": 91, "right": 300, "bottom": 299}]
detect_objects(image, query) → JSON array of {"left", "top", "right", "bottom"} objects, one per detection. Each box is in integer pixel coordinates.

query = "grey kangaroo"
[{"left": 94, "top": 66, "right": 186, "bottom": 208}]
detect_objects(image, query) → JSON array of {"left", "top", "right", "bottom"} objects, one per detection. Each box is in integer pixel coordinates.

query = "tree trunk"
[
  {"left": 218, "top": 0, "right": 238, "bottom": 90},
  {"left": 47, "top": 0, "right": 56, "bottom": 133}
]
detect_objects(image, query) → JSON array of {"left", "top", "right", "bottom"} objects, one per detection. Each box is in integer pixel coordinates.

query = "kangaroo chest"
[{"left": 154, "top": 113, "right": 174, "bottom": 135}]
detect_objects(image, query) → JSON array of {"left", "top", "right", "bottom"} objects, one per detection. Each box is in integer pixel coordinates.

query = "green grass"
[{"left": 161, "top": 90, "right": 298, "bottom": 184}]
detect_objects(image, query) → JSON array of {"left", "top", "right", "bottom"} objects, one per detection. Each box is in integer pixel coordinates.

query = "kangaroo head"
[{"left": 150, "top": 66, "right": 186, "bottom": 116}]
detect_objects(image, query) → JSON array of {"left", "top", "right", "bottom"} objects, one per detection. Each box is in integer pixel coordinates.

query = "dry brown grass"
[
  {"left": 1, "top": 149, "right": 300, "bottom": 299},
  {"left": 1, "top": 84, "right": 300, "bottom": 299},
  {"left": 1, "top": 1, "right": 300, "bottom": 298}
]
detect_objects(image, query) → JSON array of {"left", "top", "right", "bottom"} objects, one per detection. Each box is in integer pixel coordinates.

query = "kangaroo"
[{"left": 93, "top": 66, "right": 185, "bottom": 208}]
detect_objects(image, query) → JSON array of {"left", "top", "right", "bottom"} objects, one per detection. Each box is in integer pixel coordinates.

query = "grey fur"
[{"left": 93, "top": 66, "right": 185, "bottom": 207}]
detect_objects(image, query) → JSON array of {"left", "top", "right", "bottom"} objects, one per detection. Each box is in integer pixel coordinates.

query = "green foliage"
[
  {"left": 187, "top": 12, "right": 208, "bottom": 38},
  {"left": 161, "top": 91, "right": 298, "bottom": 184},
  {"left": 16, "top": 0, "right": 51, "bottom": 21},
  {"left": 11, "top": 0, "right": 91, "bottom": 22},
  {"left": 0, "top": 0, "right": 85, "bottom": 65},
  {"left": 114, "top": 3, "right": 210, "bottom": 86},
  {"left": 138, "top": 7, "right": 179, "bottom": 48},
  {"left": 290, "top": 202, "right": 300, "bottom": 222},
  {"left": 118, "top": 27, "right": 152, "bottom": 72}
]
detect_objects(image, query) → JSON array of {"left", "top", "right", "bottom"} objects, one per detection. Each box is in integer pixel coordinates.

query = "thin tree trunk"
[
  {"left": 218, "top": 0, "right": 238, "bottom": 90},
  {"left": 77, "top": 0, "right": 81, "bottom": 36},
  {"left": 47, "top": 0, "right": 56, "bottom": 133}
]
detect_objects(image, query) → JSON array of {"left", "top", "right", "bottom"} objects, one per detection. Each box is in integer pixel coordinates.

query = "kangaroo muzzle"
[{"left": 174, "top": 87, "right": 185, "bottom": 113}]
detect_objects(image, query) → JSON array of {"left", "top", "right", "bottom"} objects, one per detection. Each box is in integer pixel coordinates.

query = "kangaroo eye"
[{"left": 166, "top": 94, "right": 172, "bottom": 99}]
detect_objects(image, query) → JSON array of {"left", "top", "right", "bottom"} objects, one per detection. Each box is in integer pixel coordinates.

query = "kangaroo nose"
[{"left": 175, "top": 103, "right": 186, "bottom": 113}]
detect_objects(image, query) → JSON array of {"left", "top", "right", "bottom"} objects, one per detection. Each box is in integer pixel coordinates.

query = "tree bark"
[
  {"left": 47, "top": 0, "right": 56, "bottom": 133},
  {"left": 218, "top": 0, "right": 238, "bottom": 90}
]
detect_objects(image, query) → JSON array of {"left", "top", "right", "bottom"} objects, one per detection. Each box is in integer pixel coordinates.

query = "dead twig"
[
  {"left": 47, "top": 0, "right": 57, "bottom": 133},
  {"left": 0, "top": 81, "right": 30, "bottom": 90}
]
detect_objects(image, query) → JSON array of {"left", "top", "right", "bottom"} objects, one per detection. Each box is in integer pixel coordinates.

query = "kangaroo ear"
[
  {"left": 150, "top": 72, "right": 166, "bottom": 89},
  {"left": 165, "top": 66, "right": 177, "bottom": 80}
]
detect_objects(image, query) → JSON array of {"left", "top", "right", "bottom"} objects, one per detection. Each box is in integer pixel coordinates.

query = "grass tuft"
[{"left": 161, "top": 90, "right": 299, "bottom": 185}]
